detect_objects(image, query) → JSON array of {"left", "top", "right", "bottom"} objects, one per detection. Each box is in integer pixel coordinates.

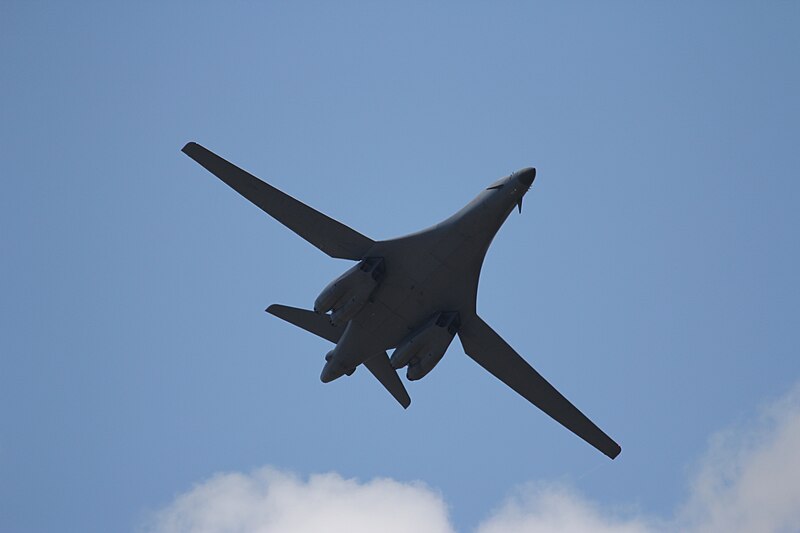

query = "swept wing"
[
  {"left": 458, "top": 314, "right": 620, "bottom": 459},
  {"left": 182, "top": 142, "right": 374, "bottom": 260}
]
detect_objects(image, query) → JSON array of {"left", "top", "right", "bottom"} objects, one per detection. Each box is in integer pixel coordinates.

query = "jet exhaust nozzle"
[{"left": 390, "top": 312, "right": 460, "bottom": 380}]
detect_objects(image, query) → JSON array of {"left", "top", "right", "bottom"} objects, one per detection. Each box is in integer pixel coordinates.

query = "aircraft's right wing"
[
  {"left": 182, "top": 142, "right": 375, "bottom": 260},
  {"left": 458, "top": 314, "right": 621, "bottom": 459}
]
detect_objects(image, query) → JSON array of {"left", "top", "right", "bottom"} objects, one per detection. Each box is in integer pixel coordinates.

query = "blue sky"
[{"left": 2, "top": 3, "right": 799, "bottom": 532}]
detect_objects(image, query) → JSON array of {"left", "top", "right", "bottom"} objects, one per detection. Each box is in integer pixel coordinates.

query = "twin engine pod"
[
  {"left": 314, "top": 257, "right": 386, "bottom": 327},
  {"left": 390, "top": 311, "right": 461, "bottom": 381}
]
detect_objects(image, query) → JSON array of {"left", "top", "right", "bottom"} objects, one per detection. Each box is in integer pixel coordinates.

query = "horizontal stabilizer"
[
  {"left": 266, "top": 304, "right": 342, "bottom": 343},
  {"left": 458, "top": 314, "right": 621, "bottom": 459},
  {"left": 266, "top": 304, "right": 410, "bottom": 409},
  {"left": 182, "top": 142, "right": 375, "bottom": 260},
  {"left": 364, "top": 353, "right": 411, "bottom": 409}
]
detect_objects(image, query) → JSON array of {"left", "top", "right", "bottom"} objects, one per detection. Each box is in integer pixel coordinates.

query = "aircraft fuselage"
[
  {"left": 320, "top": 168, "right": 536, "bottom": 382},
  {"left": 182, "top": 141, "right": 621, "bottom": 458}
]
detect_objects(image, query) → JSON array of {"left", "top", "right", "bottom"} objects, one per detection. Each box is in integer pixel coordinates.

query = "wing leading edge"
[
  {"left": 266, "top": 304, "right": 410, "bottom": 409},
  {"left": 458, "top": 315, "right": 621, "bottom": 459},
  {"left": 182, "top": 142, "right": 374, "bottom": 260}
]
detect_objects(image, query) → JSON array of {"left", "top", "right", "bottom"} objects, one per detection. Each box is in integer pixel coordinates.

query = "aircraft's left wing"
[
  {"left": 182, "top": 142, "right": 374, "bottom": 260},
  {"left": 266, "top": 304, "right": 410, "bottom": 408},
  {"left": 458, "top": 314, "right": 621, "bottom": 459}
]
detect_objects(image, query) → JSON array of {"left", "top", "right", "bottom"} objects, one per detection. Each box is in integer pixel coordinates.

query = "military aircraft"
[{"left": 182, "top": 142, "right": 621, "bottom": 459}]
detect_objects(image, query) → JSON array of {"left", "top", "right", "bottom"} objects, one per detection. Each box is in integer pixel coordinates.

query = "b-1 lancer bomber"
[{"left": 182, "top": 142, "right": 621, "bottom": 459}]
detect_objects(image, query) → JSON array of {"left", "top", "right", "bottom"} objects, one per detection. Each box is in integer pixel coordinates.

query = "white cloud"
[
  {"left": 674, "top": 385, "right": 800, "bottom": 533},
  {"left": 476, "top": 483, "right": 655, "bottom": 533},
  {"left": 146, "top": 385, "right": 800, "bottom": 533},
  {"left": 146, "top": 468, "right": 453, "bottom": 533}
]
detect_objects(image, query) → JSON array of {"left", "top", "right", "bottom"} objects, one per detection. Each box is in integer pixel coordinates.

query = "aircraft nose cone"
[{"left": 517, "top": 167, "right": 536, "bottom": 187}]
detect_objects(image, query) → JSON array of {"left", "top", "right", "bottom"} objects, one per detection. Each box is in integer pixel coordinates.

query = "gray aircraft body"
[{"left": 182, "top": 142, "right": 621, "bottom": 459}]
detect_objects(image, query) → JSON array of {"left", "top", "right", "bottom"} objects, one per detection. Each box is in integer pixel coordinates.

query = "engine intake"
[{"left": 314, "top": 257, "right": 385, "bottom": 327}]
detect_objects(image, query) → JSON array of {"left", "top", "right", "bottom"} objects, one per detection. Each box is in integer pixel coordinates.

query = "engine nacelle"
[
  {"left": 313, "top": 257, "right": 385, "bottom": 327},
  {"left": 390, "top": 312, "right": 460, "bottom": 381}
]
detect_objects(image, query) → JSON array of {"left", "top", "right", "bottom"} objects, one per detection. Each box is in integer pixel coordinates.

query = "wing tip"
[
  {"left": 606, "top": 443, "right": 622, "bottom": 460},
  {"left": 181, "top": 141, "right": 199, "bottom": 154}
]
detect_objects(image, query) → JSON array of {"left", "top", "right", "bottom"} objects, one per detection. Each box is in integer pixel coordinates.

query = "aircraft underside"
[{"left": 182, "top": 141, "right": 622, "bottom": 460}]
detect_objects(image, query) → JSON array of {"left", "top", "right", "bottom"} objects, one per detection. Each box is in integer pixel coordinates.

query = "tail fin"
[{"left": 266, "top": 304, "right": 411, "bottom": 409}]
